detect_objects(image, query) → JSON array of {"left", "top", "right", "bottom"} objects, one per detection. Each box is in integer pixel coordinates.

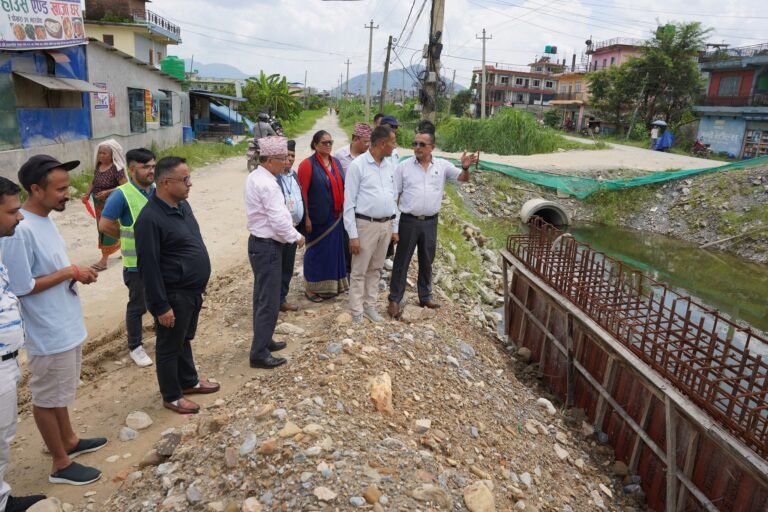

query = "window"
[
  {"left": 602, "top": 59, "right": 607, "bottom": 68},
  {"left": 536, "top": 66, "right": 543, "bottom": 72},
  {"left": 516, "top": 94, "right": 524, "bottom": 102},
  {"left": 159, "top": 90, "right": 172, "bottom": 127},
  {"left": 515, "top": 78, "right": 524, "bottom": 86},
  {"left": 560, "top": 85, "right": 566, "bottom": 93},
  {"left": 128, "top": 88, "right": 146, "bottom": 133},
  {"left": 103, "top": 34, "right": 114, "bottom": 46},
  {"left": 500, "top": 76, "right": 509, "bottom": 85},
  {"left": 575, "top": 81, "right": 582, "bottom": 93},
  {"left": 148, "top": 50, "right": 154, "bottom": 65},
  {"left": 157, "top": 51, "right": 162, "bottom": 64},
  {"left": 610, "top": 56, "right": 616, "bottom": 66},
  {"left": 533, "top": 79, "right": 541, "bottom": 87},
  {"left": 718, "top": 76, "right": 741, "bottom": 97},
  {"left": 545, "top": 80, "right": 554, "bottom": 88}
]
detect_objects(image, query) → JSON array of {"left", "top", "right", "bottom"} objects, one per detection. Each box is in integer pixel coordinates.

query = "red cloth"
[{"left": 297, "top": 153, "right": 344, "bottom": 217}]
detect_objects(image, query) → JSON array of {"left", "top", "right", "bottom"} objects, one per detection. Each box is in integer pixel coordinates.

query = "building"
[
  {"left": 473, "top": 57, "right": 564, "bottom": 116},
  {"left": 83, "top": 0, "right": 181, "bottom": 66},
  {"left": 585, "top": 37, "right": 643, "bottom": 71},
  {"left": 187, "top": 74, "right": 242, "bottom": 94},
  {"left": 693, "top": 43, "right": 768, "bottom": 159}
]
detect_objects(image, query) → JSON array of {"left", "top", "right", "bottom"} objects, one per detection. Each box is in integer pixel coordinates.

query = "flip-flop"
[
  {"left": 304, "top": 292, "right": 324, "bottom": 303},
  {"left": 90, "top": 264, "right": 107, "bottom": 272}
]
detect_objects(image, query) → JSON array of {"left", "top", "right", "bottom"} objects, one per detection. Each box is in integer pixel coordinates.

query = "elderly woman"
[
  {"left": 83, "top": 139, "right": 127, "bottom": 271},
  {"left": 297, "top": 130, "right": 349, "bottom": 301}
]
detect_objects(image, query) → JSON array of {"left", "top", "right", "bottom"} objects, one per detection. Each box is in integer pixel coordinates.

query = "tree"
[
  {"left": 450, "top": 89, "right": 472, "bottom": 117},
  {"left": 242, "top": 71, "right": 302, "bottom": 121},
  {"left": 588, "top": 64, "right": 642, "bottom": 130}
]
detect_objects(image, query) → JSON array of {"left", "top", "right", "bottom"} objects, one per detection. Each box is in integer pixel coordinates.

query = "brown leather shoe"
[
  {"left": 163, "top": 397, "right": 200, "bottom": 414},
  {"left": 387, "top": 300, "right": 400, "bottom": 319},
  {"left": 280, "top": 302, "right": 299, "bottom": 312},
  {"left": 419, "top": 300, "right": 441, "bottom": 309},
  {"left": 182, "top": 380, "right": 220, "bottom": 395}
]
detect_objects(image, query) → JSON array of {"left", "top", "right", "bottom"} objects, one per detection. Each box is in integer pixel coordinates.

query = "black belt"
[
  {"left": 355, "top": 214, "right": 395, "bottom": 223},
  {"left": 249, "top": 235, "right": 284, "bottom": 246},
  {"left": 1, "top": 350, "right": 18, "bottom": 361},
  {"left": 402, "top": 212, "right": 438, "bottom": 221}
]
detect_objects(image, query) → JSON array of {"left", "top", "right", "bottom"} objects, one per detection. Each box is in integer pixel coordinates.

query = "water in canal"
[{"left": 567, "top": 224, "right": 768, "bottom": 335}]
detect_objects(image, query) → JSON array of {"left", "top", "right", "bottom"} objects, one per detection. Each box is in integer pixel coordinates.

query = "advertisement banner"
[
  {"left": 0, "top": 0, "right": 87, "bottom": 50},
  {"left": 92, "top": 82, "right": 108, "bottom": 110}
]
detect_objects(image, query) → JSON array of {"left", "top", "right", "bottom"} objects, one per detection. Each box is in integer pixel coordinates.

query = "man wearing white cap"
[{"left": 245, "top": 136, "right": 305, "bottom": 369}]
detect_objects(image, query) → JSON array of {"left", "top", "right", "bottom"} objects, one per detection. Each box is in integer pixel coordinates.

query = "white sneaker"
[
  {"left": 384, "top": 258, "right": 394, "bottom": 271},
  {"left": 363, "top": 306, "right": 384, "bottom": 323},
  {"left": 129, "top": 346, "right": 153, "bottom": 367},
  {"left": 351, "top": 313, "right": 363, "bottom": 324}
]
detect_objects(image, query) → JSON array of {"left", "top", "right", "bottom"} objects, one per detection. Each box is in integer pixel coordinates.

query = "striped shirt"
[{"left": 0, "top": 256, "right": 23, "bottom": 356}]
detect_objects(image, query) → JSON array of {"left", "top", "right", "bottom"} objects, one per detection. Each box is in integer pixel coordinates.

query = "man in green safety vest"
[{"left": 99, "top": 148, "right": 156, "bottom": 367}]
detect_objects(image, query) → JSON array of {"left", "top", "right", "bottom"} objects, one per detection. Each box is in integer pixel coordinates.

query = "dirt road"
[{"left": 8, "top": 115, "right": 350, "bottom": 507}]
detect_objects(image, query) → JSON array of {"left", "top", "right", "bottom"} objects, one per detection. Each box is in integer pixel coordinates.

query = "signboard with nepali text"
[{"left": 0, "top": 0, "right": 86, "bottom": 50}]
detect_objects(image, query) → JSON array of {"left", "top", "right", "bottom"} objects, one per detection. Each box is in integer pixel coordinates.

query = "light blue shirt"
[
  {"left": 0, "top": 256, "right": 24, "bottom": 356},
  {"left": 0, "top": 210, "right": 87, "bottom": 356},
  {"left": 277, "top": 170, "right": 305, "bottom": 226},
  {"left": 343, "top": 151, "right": 398, "bottom": 239}
]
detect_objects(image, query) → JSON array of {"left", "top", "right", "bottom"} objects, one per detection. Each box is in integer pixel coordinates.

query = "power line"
[{"left": 396, "top": 0, "right": 417, "bottom": 43}]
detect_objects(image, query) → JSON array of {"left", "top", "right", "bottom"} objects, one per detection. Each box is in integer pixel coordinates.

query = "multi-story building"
[
  {"left": 586, "top": 37, "right": 643, "bottom": 71},
  {"left": 83, "top": 0, "right": 181, "bottom": 67},
  {"left": 472, "top": 57, "right": 564, "bottom": 116}
]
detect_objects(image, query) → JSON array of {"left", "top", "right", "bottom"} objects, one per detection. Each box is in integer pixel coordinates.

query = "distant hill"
[
  {"left": 333, "top": 65, "right": 467, "bottom": 96},
  {"left": 183, "top": 60, "right": 250, "bottom": 79}
]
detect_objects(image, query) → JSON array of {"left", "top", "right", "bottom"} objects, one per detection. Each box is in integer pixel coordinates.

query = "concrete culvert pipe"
[{"left": 519, "top": 198, "right": 571, "bottom": 227}]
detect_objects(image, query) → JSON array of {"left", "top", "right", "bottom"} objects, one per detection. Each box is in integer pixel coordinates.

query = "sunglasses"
[
  {"left": 318, "top": 140, "right": 334, "bottom": 146},
  {"left": 412, "top": 141, "right": 432, "bottom": 148}
]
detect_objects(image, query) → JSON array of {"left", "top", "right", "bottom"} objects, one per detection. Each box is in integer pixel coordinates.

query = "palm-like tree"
[{"left": 244, "top": 72, "right": 302, "bottom": 121}]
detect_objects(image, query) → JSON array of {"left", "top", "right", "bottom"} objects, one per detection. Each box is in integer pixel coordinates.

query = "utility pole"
[
  {"left": 447, "top": 68, "right": 456, "bottom": 115},
  {"left": 380, "top": 35, "right": 394, "bottom": 112},
  {"left": 476, "top": 28, "right": 492, "bottom": 119},
  {"left": 626, "top": 72, "right": 649, "bottom": 139},
  {"left": 422, "top": 0, "right": 445, "bottom": 123},
  {"left": 304, "top": 70, "right": 308, "bottom": 109},
  {"left": 344, "top": 58, "right": 351, "bottom": 98},
  {"left": 364, "top": 19, "right": 379, "bottom": 123}
]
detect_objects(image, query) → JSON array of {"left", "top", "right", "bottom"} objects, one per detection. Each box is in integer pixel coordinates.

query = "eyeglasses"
[
  {"left": 318, "top": 140, "right": 334, "bottom": 146},
  {"left": 412, "top": 141, "right": 432, "bottom": 148},
  {"left": 165, "top": 176, "right": 192, "bottom": 185}
]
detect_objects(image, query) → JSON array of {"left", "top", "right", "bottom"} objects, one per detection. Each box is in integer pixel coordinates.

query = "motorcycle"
[
  {"left": 692, "top": 138, "right": 712, "bottom": 157},
  {"left": 246, "top": 139, "right": 259, "bottom": 171}
]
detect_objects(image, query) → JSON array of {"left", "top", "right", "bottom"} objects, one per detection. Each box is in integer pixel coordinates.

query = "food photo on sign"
[{"left": 1, "top": 0, "right": 86, "bottom": 49}]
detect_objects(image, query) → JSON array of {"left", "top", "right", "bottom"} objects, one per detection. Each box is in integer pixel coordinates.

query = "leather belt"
[
  {"left": 355, "top": 214, "right": 395, "bottom": 223},
  {"left": 249, "top": 235, "right": 284, "bottom": 246},
  {"left": 1, "top": 350, "right": 19, "bottom": 362},
  {"left": 402, "top": 212, "right": 438, "bottom": 221}
]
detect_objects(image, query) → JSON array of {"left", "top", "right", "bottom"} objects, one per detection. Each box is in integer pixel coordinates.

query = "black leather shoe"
[
  {"left": 6, "top": 494, "right": 46, "bottom": 512},
  {"left": 250, "top": 355, "right": 287, "bottom": 369},
  {"left": 267, "top": 341, "right": 287, "bottom": 351}
]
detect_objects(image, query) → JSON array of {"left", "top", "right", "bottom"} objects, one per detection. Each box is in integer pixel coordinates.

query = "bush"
[{"left": 543, "top": 108, "right": 562, "bottom": 128}]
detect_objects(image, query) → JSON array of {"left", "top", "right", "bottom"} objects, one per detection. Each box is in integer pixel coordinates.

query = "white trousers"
[
  {"left": 349, "top": 219, "right": 392, "bottom": 315},
  {"left": 0, "top": 358, "right": 20, "bottom": 510}
]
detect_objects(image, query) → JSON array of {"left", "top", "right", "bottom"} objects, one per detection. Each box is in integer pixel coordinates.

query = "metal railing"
[
  {"left": 699, "top": 42, "right": 768, "bottom": 62},
  {"left": 697, "top": 93, "right": 768, "bottom": 107},
  {"left": 552, "top": 92, "right": 589, "bottom": 102},
  {"left": 507, "top": 217, "right": 768, "bottom": 457},
  {"left": 132, "top": 10, "right": 181, "bottom": 38},
  {"left": 588, "top": 37, "right": 645, "bottom": 53}
]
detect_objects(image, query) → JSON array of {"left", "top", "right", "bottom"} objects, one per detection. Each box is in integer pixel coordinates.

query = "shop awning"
[{"left": 13, "top": 72, "right": 102, "bottom": 93}]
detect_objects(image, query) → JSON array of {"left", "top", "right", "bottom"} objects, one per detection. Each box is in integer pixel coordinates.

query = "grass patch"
[
  {"left": 583, "top": 185, "right": 659, "bottom": 225},
  {"left": 156, "top": 140, "right": 247, "bottom": 169},
  {"left": 438, "top": 109, "right": 599, "bottom": 155},
  {"left": 282, "top": 109, "right": 327, "bottom": 138}
]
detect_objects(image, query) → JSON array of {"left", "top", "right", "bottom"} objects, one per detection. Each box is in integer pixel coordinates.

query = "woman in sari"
[
  {"left": 297, "top": 130, "right": 349, "bottom": 301},
  {"left": 83, "top": 139, "right": 127, "bottom": 271}
]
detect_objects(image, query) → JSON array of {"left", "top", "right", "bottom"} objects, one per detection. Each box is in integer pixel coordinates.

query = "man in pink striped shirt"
[{"left": 245, "top": 137, "right": 305, "bottom": 370}]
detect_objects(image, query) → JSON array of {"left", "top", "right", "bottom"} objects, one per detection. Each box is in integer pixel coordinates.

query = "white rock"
[
  {"left": 599, "top": 483, "right": 613, "bottom": 499},
  {"left": 241, "top": 497, "right": 263, "bottom": 511},
  {"left": 313, "top": 486, "right": 337, "bottom": 502},
  {"left": 28, "top": 498, "right": 63, "bottom": 512},
  {"left": 125, "top": 411, "right": 153, "bottom": 430},
  {"left": 105, "top": 455, "right": 120, "bottom": 463},
  {"left": 536, "top": 397, "right": 557, "bottom": 416},
  {"left": 119, "top": 427, "right": 138, "bottom": 441},
  {"left": 414, "top": 419, "right": 432, "bottom": 434},
  {"left": 519, "top": 472, "right": 532, "bottom": 487},
  {"left": 274, "top": 322, "right": 305, "bottom": 335},
  {"left": 553, "top": 443, "right": 569, "bottom": 461}
]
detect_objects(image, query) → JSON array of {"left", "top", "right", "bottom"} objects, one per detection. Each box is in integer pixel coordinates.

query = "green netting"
[{"left": 441, "top": 155, "right": 768, "bottom": 199}]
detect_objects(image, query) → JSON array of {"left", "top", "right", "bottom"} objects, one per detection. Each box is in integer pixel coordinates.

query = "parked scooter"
[
  {"left": 246, "top": 139, "right": 259, "bottom": 171},
  {"left": 692, "top": 138, "right": 712, "bottom": 158}
]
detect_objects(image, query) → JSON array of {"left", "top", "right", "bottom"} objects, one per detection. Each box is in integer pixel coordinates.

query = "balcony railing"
[
  {"left": 132, "top": 10, "right": 181, "bottom": 39},
  {"left": 587, "top": 37, "right": 645, "bottom": 53},
  {"left": 697, "top": 93, "right": 768, "bottom": 107},
  {"left": 552, "top": 92, "right": 589, "bottom": 102},
  {"left": 699, "top": 43, "right": 768, "bottom": 63}
]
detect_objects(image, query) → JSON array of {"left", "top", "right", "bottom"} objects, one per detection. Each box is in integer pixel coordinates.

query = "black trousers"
[
  {"left": 280, "top": 241, "right": 298, "bottom": 305},
  {"left": 249, "top": 236, "right": 282, "bottom": 362},
  {"left": 154, "top": 293, "right": 202, "bottom": 402},
  {"left": 123, "top": 269, "right": 147, "bottom": 351},
  {"left": 388, "top": 215, "right": 438, "bottom": 303}
]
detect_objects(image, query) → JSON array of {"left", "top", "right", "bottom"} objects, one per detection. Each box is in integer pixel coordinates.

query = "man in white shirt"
[
  {"left": 387, "top": 131, "right": 478, "bottom": 318},
  {"left": 245, "top": 137, "right": 305, "bottom": 369},
  {"left": 0, "top": 176, "right": 47, "bottom": 511},
  {"left": 334, "top": 123, "right": 371, "bottom": 174},
  {"left": 0, "top": 155, "right": 105, "bottom": 486},
  {"left": 343, "top": 126, "right": 399, "bottom": 323}
]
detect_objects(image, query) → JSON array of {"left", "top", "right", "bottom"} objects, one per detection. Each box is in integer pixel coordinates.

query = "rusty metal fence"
[{"left": 507, "top": 217, "right": 768, "bottom": 457}]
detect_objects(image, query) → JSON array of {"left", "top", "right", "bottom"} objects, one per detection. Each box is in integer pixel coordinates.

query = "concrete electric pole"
[
  {"left": 476, "top": 28, "right": 492, "bottom": 119},
  {"left": 380, "top": 35, "right": 394, "bottom": 112},
  {"left": 344, "top": 58, "right": 351, "bottom": 98},
  {"left": 422, "top": 0, "right": 445, "bottom": 123},
  {"left": 364, "top": 19, "right": 379, "bottom": 123},
  {"left": 447, "top": 68, "right": 456, "bottom": 115}
]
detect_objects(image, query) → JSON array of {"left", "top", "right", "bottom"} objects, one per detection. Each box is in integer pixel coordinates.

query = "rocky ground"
[
  {"left": 29, "top": 208, "right": 645, "bottom": 511},
  {"left": 459, "top": 162, "right": 768, "bottom": 264}
]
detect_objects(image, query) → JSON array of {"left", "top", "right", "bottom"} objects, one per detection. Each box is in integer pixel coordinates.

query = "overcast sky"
[{"left": 140, "top": 0, "right": 765, "bottom": 89}]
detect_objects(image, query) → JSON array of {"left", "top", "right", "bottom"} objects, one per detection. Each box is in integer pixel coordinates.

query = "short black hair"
[
  {"left": 416, "top": 120, "right": 436, "bottom": 134},
  {"left": 126, "top": 148, "right": 156, "bottom": 166},
  {"left": 287, "top": 140, "right": 296, "bottom": 152},
  {"left": 373, "top": 113, "right": 384, "bottom": 123},
  {"left": 370, "top": 125, "right": 393, "bottom": 147},
  {"left": 0, "top": 176, "right": 20, "bottom": 204},
  {"left": 310, "top": 130, "right": 331, "bottom": 151},
  {"left": 416, "top": 130, "right": 435, "bottom": 144},
  {"left": 155, "top": 156, "right": 186, "bottom": 181}
]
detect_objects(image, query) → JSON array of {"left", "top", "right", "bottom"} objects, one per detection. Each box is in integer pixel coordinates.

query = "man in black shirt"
[{"left": 134, "top": 157, "right": 219, "bottom": 415}]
